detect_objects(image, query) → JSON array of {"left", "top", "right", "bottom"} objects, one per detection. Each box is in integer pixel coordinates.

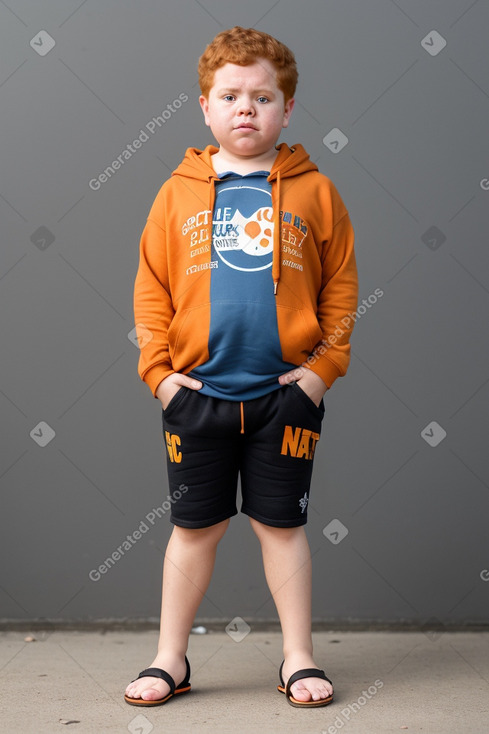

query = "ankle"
[
  {"left": 154, "top": 646, "right": 188, "bottom": 661},
  {"left": 283, "top": 646, "right": 314, "bottom": 661}
]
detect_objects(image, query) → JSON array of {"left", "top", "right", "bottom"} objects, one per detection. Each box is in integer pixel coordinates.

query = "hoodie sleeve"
[
  {"left": 306, "top": 198, "right": 359, "bottom": 388},
  {"left": 133, "top": 215, "right": 175, "bottom": 397}
]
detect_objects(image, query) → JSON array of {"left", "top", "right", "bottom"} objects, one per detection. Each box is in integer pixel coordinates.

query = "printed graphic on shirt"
[
  {"left": 213, "top": 184, "right": 274, "bottom": 272},
  {"left": 280, "top": 210, "right": 308, "bottom": 272},
  {"left": 181, "top": 209, "right": 216, "bottom": 275},
  {"left": 179, "top": 205, "right": 309, "bottom": 275},
  {"left": 281, "top": 210, "right": 308, "bottom": 247}
]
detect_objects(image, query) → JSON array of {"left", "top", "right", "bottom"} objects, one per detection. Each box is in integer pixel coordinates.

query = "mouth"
[{"left": 234, "top": 124, "right": 257, "bottom": 131}]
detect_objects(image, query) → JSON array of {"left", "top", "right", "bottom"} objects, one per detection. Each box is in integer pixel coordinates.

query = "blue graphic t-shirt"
[{"left": 189, "top": 171, "right": 296, "bottom": 400}]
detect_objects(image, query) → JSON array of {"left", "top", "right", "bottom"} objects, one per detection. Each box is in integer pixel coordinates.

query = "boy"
[{"left": 125, "top": 26, "right": 358, "bottom": 708}]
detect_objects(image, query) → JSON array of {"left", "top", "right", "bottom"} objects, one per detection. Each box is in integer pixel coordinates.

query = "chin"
[{"left": 233, "top": 140, "right": 265, "bottom": 153}]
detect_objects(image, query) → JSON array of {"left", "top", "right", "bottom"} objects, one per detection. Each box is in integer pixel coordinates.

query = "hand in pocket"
[
  {"left": 278, "top": 366, "right": 327, "bottom": 407},
  {"left": 156, "top": 373, "right": 202, "bottom": 409}
]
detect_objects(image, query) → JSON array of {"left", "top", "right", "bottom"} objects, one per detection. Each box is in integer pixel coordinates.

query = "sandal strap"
[
  {"left": 286, "top": 667, "right": 332, "bottom": 697},
  {"left": 132, "top": 656, "right": 191, "bottom": 692},
  {"left": 135, "top": 667, "right": 175, "bottom": 695},
  {"left": 180, "top": 656, "right": 191, "bottom": 688},
  {"left": 278, "top": 660, "right": 285, "bottom": 687}
]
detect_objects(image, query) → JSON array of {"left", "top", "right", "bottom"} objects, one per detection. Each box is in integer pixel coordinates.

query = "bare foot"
[
  {"left": 124, "top": 652, "right": 188, "bottom": 703},
  {"left": 282, "top": 653, "right": 333, "bottom": 703}
]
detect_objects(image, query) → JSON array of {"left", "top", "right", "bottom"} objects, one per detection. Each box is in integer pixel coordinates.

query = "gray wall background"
[{"left": 1, "top": 0, "right": 488, "bottom": 627}]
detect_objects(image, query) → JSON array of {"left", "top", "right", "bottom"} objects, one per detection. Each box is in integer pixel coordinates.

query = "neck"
[{"left": 211, "top": 147, "right": 278, "bottom": 175}]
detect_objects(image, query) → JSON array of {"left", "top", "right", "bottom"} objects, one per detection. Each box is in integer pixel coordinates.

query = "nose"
[{"left": 237, "top": 97, "right": 254, "bottom": 116}]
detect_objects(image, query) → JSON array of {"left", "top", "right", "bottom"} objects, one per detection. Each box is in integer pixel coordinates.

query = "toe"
[
  {"left": 290, "top": 677, "right": 333, "bottom": 702},
  {"left": 125, "top": 677, "right": 170, "bottom": 701},
  {"left": 290, "top": 682, "right": 311, "bottom": 701},
  {"left": 140, "top": 685, "right": 167, "bottom": 701}
]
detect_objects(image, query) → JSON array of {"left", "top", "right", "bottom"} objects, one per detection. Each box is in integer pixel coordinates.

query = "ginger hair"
[{"left": 198, "top": 26, "right": 298, "bottom": 103}]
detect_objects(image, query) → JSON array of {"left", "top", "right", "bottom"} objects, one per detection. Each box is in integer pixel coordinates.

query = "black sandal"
[
  {"left": 124, "top": 656, "right": 191, "bottom": 706},
  {"left": 277, "top": 660, "right": 334, "bottom": 708}
]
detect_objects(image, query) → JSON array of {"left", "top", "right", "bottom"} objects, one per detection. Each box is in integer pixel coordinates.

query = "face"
[{"left": 199, "top": 58, "right": 294, "bottom": 161}]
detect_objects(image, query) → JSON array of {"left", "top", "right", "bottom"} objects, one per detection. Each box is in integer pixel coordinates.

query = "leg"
[
  {"left": 125, "top": 518, "right": 229, "bottom": 702},
  {"left": 249, "top": 518, "right": 333, "bottom": 703}
]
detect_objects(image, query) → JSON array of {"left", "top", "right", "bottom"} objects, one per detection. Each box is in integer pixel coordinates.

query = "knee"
[
  {"left": 206, "top": 517, "right": 230, "bottom": 543},
  {"left": 249, "top": 517, "right": 302, "bottom": 543},
  {"left": 174, "top": 518, "right": 230, "bottom": 546}
]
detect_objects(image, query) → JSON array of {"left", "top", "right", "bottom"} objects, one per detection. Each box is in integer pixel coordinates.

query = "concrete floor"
[{"left": 1, "top": 628, "right": 488, "bottom": 733}]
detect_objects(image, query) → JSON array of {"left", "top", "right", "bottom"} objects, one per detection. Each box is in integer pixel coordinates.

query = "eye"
[
  {"left": 223, "top": 94, "right": 235, "bottom": 102},
  {"left": 257, "top": 96, "right": 269, "bottom": 104}
]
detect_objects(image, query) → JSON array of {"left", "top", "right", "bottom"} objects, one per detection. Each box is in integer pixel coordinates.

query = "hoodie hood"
[
  {"left": 172, "top": 143, "right": 318, "bottom": 293},
  {"left": 172, "top": 142, "right": 317, "bottom": 181}
]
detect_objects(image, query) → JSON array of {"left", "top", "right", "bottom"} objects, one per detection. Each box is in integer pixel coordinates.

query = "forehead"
[{"left": 211, "top": 58, "right": 279, "bottom": 91}]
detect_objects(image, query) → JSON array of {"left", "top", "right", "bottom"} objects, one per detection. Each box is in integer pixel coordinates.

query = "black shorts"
[{"left": 161, "top": 382, "right": 325, "bottom": 529}]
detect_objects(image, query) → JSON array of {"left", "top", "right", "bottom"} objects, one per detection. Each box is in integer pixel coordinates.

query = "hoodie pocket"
[
  {"left": 167, "top": 304, "right": 210, "bottom": 372},
  {"left": 276, "top": 304, "right": 323, "bottom": 365}
]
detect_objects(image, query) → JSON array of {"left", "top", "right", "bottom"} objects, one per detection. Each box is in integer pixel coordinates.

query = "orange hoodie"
[{"left": 134, "top": 143, "right": 358, "bottom": 397}]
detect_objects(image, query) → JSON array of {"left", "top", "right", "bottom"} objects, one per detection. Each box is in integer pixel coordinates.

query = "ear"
[
  {"left": 282, "top": 98, "right": 295, "bottom": 129},
  {"left": 199, "top": 95, "right": 211, "bottom": 126}
]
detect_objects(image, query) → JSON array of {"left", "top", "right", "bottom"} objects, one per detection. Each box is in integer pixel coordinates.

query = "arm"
[
  {"left": 134, "top": 216, "right": 203, "bottom": 404},
  {"left": 279, "top": 196, "right": 358, "bottom": 402},
  {"left": 311, "top": 208, "right": 359, "bottom": 386},
  {"left": 133, "top": 217, "right": 175, "bottom": 397}
]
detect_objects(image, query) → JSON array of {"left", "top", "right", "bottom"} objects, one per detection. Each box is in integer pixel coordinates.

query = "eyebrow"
[{"left": 216, "top": 88, "right": 275, "bottom": 96}]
